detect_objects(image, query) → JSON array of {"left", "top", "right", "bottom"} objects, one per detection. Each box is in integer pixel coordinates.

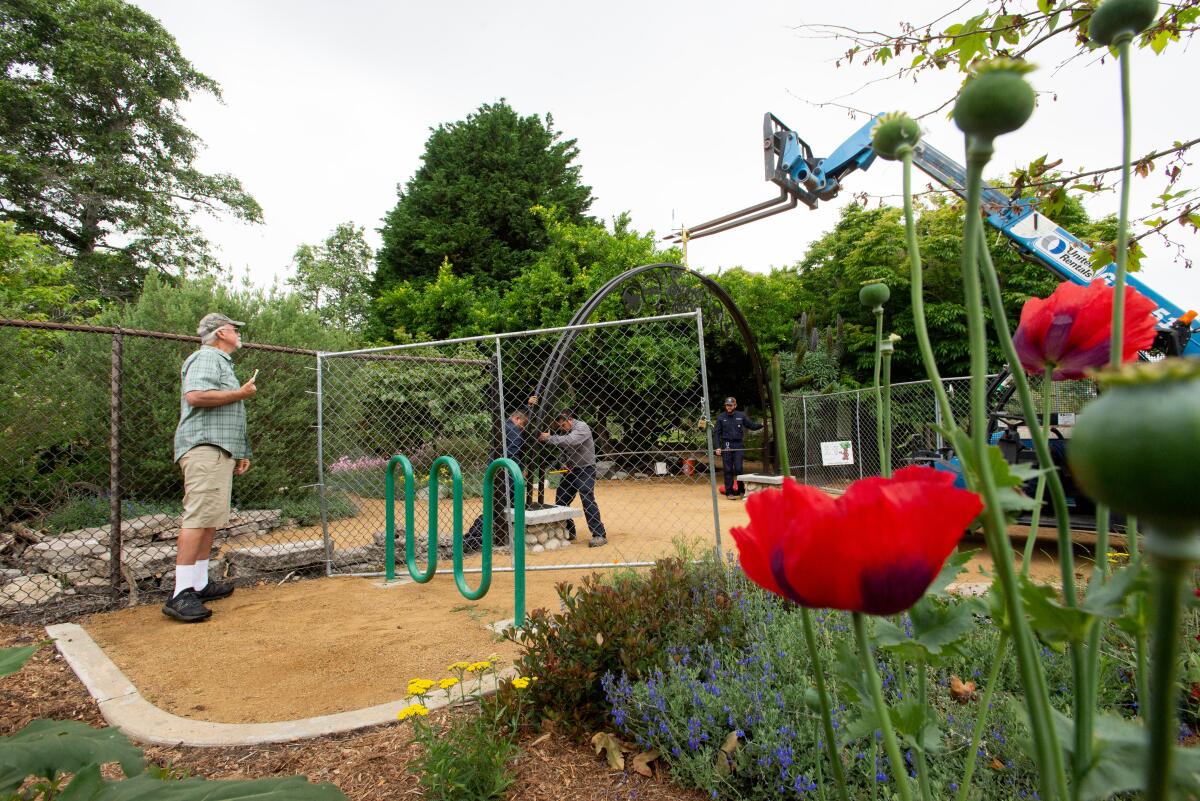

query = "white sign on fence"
[{"left": 820, "top": 440, "right": 854, "bottom": 466}]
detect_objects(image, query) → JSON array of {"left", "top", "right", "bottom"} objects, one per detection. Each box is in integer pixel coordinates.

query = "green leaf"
[
  {"left": 58, "top": 770, "right": 348, "bottom": 800},
  {"left": 984, "top": 579, "right": 1013, "bottom": 633},
  {"left": 892, "top": 698, "right": 945, "bottom": 754},
  {"left": 1052, "top": 710, "right": 1200, "bottom": 800},
  {"left": 981, "top": 445, "right": 1040, "bottom": 517},
  {"left": 832, "top": 639, "right": 870, "bottom": 707},
  {"left": 0, "top": 642, "right": 45, "bottom": 678},
  {"left": 1082, "top": 563, "right": 1145, "bottom": 618},
  {"left": 1018, "top": 576, "right": 1094, "bottom": 651},
  {"left": 1089, "top": 244, "right": 1116, "bottom": 270},
  {"left": 1149, "top": 29, "right": 1174, "bottom": 55},
  {"left": 1037, "top": 0, "right": 1053, "bottom": 15},
  {"left": 1127, "top": 241, "right": 1146, "bottom": 273},
  {"left": 927, "top": 549, "right": 978, "bottom": 597},
  {"left": 910, "top": 53, "right": 927, "bottom": 68},
  {"left": 878, "top": 597, "right": 978, "bottom": 664},
  {"left": 0, "top": 721, "right": 143, "bottom": 791}
]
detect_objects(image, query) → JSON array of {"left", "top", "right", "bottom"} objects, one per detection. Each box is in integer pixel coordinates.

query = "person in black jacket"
[
  {"left": 467, "top": 395, "right": 537, "bottom": 551},
  {"left": 714, "top": 396, "right": 763, "bottom": 499}
]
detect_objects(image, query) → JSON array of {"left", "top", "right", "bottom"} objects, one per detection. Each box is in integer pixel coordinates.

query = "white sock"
[
  {"left": 194, "top": 559, "right": 210, "bottom": 590},
  {"left": 173, "top": 564, "right": 196, "bottom": 598}
]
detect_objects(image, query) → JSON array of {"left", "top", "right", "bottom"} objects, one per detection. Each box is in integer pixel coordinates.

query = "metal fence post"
[
  {"left": 695, "top": 309, "right": 723, "bottom": 559},
  {"left": 316, "top": 353, "right": 332, "bottom": 576},
  {"left": 802, "top": 396, "right": 809, "bottom": 485},
  {"left": 856, "top": 391, "right": 864, "bottom": 479},
  {"left": 108, "top": 330, "right": 123, "bottom": 601},
  {"left": 934, "top": 380, "right": 945, "bottom": 451}
]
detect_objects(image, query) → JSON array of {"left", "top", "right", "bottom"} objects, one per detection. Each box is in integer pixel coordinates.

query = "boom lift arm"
[{"left": 667, "top": 113, "right": 1200, "bottom": 356}]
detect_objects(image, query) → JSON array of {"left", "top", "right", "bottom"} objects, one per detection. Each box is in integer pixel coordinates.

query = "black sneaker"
[
  {"left": 588, "top": 536, "right": 608, "bottom": 548},
  {"left": 195, "top": 580, "right": 235, "bottom": 601},
  {"left": 162, "top": 589, "right": 211, "bottom": 623}
]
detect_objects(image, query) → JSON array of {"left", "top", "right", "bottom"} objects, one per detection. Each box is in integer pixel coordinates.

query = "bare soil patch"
[{"left": 58, "top": 480, "right": 1094, "bottom": 727}]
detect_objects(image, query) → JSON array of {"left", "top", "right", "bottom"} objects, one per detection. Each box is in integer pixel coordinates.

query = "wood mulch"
[{"left": 0, "top": 623, "right": 704, "bottom": 801}]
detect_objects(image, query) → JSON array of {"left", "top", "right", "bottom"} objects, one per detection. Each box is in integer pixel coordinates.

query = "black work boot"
[{"left": 162, "top": 588, "right": 212, "bottom": 623}]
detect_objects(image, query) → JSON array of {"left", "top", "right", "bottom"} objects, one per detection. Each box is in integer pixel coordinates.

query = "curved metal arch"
[{"left": 531, "top": 262, "right": 775, "bottom": 472}]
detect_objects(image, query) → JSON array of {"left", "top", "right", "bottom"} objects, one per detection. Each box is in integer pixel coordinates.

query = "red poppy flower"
[
  {"left": 1012, "top": 281, "right": 1158, "bottom": 380},
  {"left": 730, "top": 467, "right": 982, "bottom": 615}
]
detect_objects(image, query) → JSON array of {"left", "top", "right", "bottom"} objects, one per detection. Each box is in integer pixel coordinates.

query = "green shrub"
[{"left": 505, "top": 556, "right": 744, "bottom": 733}]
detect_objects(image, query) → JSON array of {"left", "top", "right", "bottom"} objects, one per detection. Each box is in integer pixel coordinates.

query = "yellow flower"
[
  {"left": 448, "top": 661, "right": 471, "bottom": 672},
  {"left": 397, "top": 703, "right": 429, "bottom": 721},
  {"left": 511, "top": 677, "right": 530, "bottom": 689},
  {"left": 407, "top": 678, "right": 435, "bottom": 696},
  {"left": 466, "top": 660, "right": 492, "bottom": 673},
  {"left": 439, "top": 677, "right": 460, "bottom": 690}
]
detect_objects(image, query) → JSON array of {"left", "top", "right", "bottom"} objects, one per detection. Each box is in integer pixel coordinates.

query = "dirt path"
[{"left": 83, "top": 479, "right": 1097, "bottom": 724}]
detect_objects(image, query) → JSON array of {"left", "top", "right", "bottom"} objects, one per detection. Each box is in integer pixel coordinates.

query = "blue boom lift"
[{"left": 669, "top": 113, "right": 1200, "bottom": 528}]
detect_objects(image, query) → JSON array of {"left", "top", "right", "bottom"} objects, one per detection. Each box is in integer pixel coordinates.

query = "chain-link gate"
[
  {"left": 0, "top": 319, "right": 335, "bottom": 621},
  {"left": 784, "top": 374, "right": 1096, "bottom": 493},
  {"left": 317, "top": 312, "right": 725, "bottom": 576}
]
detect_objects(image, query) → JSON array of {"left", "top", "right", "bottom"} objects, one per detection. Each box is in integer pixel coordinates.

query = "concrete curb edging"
[{"left": 45, "top": 623, "right": 511, "bottom": 748}]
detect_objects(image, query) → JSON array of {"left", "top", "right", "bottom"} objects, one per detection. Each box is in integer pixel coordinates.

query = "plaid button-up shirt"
[{"left": 173, "top": 346, "right": 252, "bottom": 462}]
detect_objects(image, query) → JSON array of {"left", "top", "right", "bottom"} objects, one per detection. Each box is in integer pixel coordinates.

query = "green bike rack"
[{"left": 384, "top": 454, "right": 527, "bottom": 626}]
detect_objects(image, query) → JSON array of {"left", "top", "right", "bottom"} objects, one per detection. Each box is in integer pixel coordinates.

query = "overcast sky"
[{"left": 130, "top": 0, "right": 1199, "bottom": 306}]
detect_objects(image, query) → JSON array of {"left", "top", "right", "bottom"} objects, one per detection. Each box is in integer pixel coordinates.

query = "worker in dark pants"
[
  {"left": 714, "top": 396, "right": 762, "bottom": 499},
  {"left": 538, "top": 410, "right": 607, "bottom": 547}
]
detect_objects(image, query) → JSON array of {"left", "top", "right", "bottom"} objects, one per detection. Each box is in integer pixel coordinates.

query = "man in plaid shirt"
[{"left": 165, "top": 313, "right": 257, "bottom": 623}]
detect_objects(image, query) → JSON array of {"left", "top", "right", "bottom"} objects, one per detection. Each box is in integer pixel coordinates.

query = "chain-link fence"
[
  {"left": 783, "top": 373, "right": 1097, "bottom": 493},
  {"left": 0, "top": 319, "right": 332, "bottom": 621},
  {"left": 318, "top": 312, "right": 725, "bottom": 575}
]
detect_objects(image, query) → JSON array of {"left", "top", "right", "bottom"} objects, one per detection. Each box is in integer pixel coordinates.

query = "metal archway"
[{"left": 529, "top": 262, "right": 775, "bottom": 475}]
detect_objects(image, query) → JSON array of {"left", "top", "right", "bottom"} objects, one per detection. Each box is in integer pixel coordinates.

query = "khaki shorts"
[{"left": 180, "top": 445, "right": 235, "bottom": 529}]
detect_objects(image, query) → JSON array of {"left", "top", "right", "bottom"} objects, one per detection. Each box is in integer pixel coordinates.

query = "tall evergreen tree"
[{"left": 375, "top": 100, "right": 594, "bottom": 292}]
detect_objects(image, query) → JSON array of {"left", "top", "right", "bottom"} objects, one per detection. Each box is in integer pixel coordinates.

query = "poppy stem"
[
  {"left": 1110, "top": 35, "right": 1133, "bottom": 373},
  {"left": 974, "top": 224, "right": 1080, "bottom": 603},
  {"left": 803, "top": 609, "right": 852, "bottom": 801},
  {"left": 881, "top": 337, "right": 894, "bottom": 478},
  {"left": 915, "top": 656, "right": 933, "bottom": 801},
  {"left": 873, "top": 306, "right": 886, "bottom": 474},
  {"left": 1128, "top": 516, "right": 1150, "bottom": 721},
  {"left": 770, "top": 354, "right": 851, "bottom": 801},
  {"left": 1021, "top": 380, "right": 1055, "bottom": 576},
  {"left": 1143, "top": 539, "right": 1190, "bottom": 801},
  {"left": 973, "top": 224, "right": 1094, "bottom": 778},
  {"left": 963, "top": 135, "right": 1070, "bottom": 801},
  {"left": 955, "top": 634, "right": 1010, "bottom": 801},
  {"left": 852, "top": 612, "right": 914, "bottom": 801},
  {"left": 899, "top": 146, "right": 955, "bottom": 427}
]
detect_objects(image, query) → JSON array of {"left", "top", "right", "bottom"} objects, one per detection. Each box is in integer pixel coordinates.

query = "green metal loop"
[
  {"left": 413, "top": 456, "right": 462, "bottom": 583},
  {"left": 383, "top": 454, "right": 528, "bottom": 627},
  {"left": 455, "top": 459, "right": 526, "bottom": 625},
  {"left": 384, "top": 455, "right": 415, "bottom": 583}
]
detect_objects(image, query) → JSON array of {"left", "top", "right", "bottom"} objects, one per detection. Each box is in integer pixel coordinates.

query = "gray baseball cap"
[{"left": 197, "top": 312, "right": 245, "bottom": 337}]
